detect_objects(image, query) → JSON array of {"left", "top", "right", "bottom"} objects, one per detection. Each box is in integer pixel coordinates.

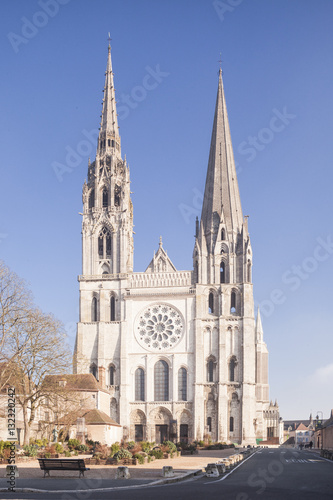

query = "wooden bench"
[{"left": 38, "top": 458, "right": 90, "bottom": 478}]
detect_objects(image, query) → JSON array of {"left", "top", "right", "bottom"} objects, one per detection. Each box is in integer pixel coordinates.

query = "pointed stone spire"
[
  {"left": 97, "top": 39, "right": 121, "bottom": 157},
  {"left": 255, "top": 307, "right": 264, "bottom": 342},
  {"left": 200, "top": 68, "right": 243, "bottom": 241}
]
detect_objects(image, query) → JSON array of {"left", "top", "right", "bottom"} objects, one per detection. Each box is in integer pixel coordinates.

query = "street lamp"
[{"left": 316, "top": 411, "right": 323, "bottom": 449}]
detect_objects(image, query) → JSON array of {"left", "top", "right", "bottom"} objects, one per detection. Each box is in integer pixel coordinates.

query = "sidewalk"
[{"left": 0, "top": 448, "right": 243, "bottom": 492}]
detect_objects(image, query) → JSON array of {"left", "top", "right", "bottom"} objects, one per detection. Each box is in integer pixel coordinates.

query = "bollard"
[
  {"left": 115, "top": 466, "right": 130, "bottom": 479},
  {"left": 205, "top": 463, "right": 219, "bottom": 477},
  {"left": 162, "top": 466, "right": 174, "bottom": 477},
  {"left": 5, "top": 465, "right": 19, "bottom": 478}
]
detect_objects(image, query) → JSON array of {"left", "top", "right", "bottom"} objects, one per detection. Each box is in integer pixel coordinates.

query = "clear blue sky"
[{"left": 1, "top": 0, "right": 332, "bottom": 420}]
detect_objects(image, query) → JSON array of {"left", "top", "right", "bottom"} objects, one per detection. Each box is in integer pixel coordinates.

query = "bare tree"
[
  {"left": 0, "top": 260, "right": 33, "bottom": 390},
  {"left": 7, "top": 308, "right": 72, "bottom": 444}
]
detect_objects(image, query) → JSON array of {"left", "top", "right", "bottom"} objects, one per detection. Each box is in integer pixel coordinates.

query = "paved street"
[{"left": 0, "top": 448, "right": 332, "bottom": 499}]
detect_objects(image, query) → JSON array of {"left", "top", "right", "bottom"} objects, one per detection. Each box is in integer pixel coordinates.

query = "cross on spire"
[{"left": 107, "top": 32, "right": 112, "bottom": 48}]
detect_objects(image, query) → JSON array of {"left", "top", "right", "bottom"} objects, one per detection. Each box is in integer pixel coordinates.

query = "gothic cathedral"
[{"left": 74, "top": 44, "right": 279, "bottom": 445}]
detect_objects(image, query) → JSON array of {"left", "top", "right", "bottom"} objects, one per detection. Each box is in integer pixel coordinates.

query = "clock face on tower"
[{"left": 134, "top": 303, "right": 184, "bottom": 352}]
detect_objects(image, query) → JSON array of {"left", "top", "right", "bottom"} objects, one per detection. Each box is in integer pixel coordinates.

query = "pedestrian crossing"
[{"left": 285, "top": 459, "right": 311, "bottom": 463}]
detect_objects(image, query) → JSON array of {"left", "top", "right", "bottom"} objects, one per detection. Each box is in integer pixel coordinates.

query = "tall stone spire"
[
  {"left": 97, "top": 40, "right": 121, "bottom": 158},
  {"left": 194, "top": 67, "right": 251, "bottom": 285},
  {"left": 200, "top": 68, "right": 243, "bottom": 242}
]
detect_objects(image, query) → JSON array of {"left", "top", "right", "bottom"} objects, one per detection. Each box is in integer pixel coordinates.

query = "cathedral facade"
[{"left": 74, "top": 44, "right": 278, "bottom": 445}]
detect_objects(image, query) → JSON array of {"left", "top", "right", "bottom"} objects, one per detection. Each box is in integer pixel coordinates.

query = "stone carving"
[{"left": 134, "top": 304, "right": 184, "bottom": 351}]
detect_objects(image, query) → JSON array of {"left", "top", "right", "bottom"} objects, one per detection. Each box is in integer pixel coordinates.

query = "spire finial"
[
  {"left": 218, "top": 52, "right": 222, "bottom": 75},
  {"left": 159, "top": 236, "right": 163, "bottom": 248},
  {"left": 107, "top": 32, "right": 112, "bottom": 50}
]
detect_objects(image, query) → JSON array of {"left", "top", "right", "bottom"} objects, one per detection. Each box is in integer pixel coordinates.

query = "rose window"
[{"left": 135, "top": 304, "right": 184, "bottom": 351}]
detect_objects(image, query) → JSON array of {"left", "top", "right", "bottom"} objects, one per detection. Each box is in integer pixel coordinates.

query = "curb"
[{"left": 0, "top": 468, "right": 203, "bottom": 494}]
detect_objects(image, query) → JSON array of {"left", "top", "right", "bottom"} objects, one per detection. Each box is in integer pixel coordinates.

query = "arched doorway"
[
  {"left": 149, "top": 407, "right": 172, "bottom": 444},
  {"left": 130, "top": 409, "right": 146, "bottom": 442}
]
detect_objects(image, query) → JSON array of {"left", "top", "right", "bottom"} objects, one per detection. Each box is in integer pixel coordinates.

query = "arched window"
[
  {"left": 114, "top": 185, "right": 121, "bottom": 206},
  {"left": 102, "top": 188, "right": 108, "bottom": 207},
  {"left": 221, "top": 229, "right": 225, "bottom": 241},
  {"left": 208, "top": 292, "right": 214, "bottom": 314},
  {"left": 231, "top": 292, "right": 236, "bottom": 314},
  {"left": 178, "top": 368, "right": 187, "bottom": 401},
  {"left": 207, "top": 360, "right": 214, "bottom": 382},
  {"left": 154, "top": 360, "right": 169, "bottom": 401},
  {"left": 207, "top": 417, "right": 212, "bottom": 432},
  {"left": 98, "top": 227, "right": 112, "bottom": 260},
  {"left": 220, "top": 262, "right": 225, "bottom": 283},
  {"left": 194, "top": 261, "right": 199, "bottom": 284},
  {"left": 229, "top": 357, "right": 236, "bottom": 382},
  {"left": 90, "top": 364, "right": 97, "bottom": 379},
  {"left": 110, "top": 295, "right": 116, "bottom": 321},
  {"left": 247, "top": 260, "right": 251, "bottom": 282},
  {"left": 109, "top": 365, "right": 115, "bottom": 385},
  {"left": 135, "top": 368, "right": 145, "bottom": 401},
  {"left": 89, "top": 189, "right": 95, "bottom": 209},
  {"left": 230, "top": 416, "right": 234, "bottom": 432},
  {"left": 92, "top": 297, "right": 98, "bottom": 322}
]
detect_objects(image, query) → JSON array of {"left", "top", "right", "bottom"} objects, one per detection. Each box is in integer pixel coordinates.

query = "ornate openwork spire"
[{"left": 98, "top": 39, "right": 121, "bottom": 157}]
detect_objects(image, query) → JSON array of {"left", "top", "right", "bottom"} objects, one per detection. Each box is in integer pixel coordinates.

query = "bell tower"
[{"left": 81, "top": 42, "right": 133, "bottom": 276}]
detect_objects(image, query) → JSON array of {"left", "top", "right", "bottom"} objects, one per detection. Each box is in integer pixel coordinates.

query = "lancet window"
[{"left": 98, "top": 227, "right": 112, "bottom": 259}]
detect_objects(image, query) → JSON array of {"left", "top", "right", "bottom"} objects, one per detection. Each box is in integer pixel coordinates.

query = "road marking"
[
  {"left": 269, "top": 451, "right": 274, "bottom": 453},
  {"left": 285, "top": 458, "right": 313, "bottom": 463}
]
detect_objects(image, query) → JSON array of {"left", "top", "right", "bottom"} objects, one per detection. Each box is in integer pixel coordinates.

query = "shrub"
[
  {"left": 30, "top": 438, "right": 48, "bottom": 448},
  {"left": 133, "top": 453, "right": 145, "bottom": 464},
  {"left": 93, "top": 444, "right": 109, "bottom": 459},
  {"left": 54, "top": 443, "right": 64, "bottom": 454},
  {"left": 67, "top": 439, "right": 80, "bottom": 450},
  {"left": 86, "top": 439, "right": 98, "bottom": 448},
  {"left": 149, "top": 449, "right": 164, "bottom": 460},
  {"left": 77, "top": 444, "right": 89, "bottom": 453},
  {"left": 44, "top": 452, "right": 51, "bottom": 458},
  {"left": 141, "top": 441, "right": 154, "bottom": 453},
  {"left": 194, "top": 440, "right": 204, "bottom": 447},
  {"left": 127, "top": 441, "right": 136, "bottom": 450},
  {"left": 113, "top": 448, "right": 133, "bottom": 463},
  {"left": 110, "top": 442, "right": 120, "bottom": 457},
  {"left": 64, "top": 450, "right": 71, "bottom": 457},
  {"left": 0, "top": 441, "right": 12, "bottom": 457},
  {"left": 23, "top": 445, "right": 38, "bottom": 457},
  {"left": 162, "top": 440, "right": 177, "bottom": 453}
]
